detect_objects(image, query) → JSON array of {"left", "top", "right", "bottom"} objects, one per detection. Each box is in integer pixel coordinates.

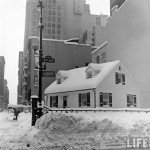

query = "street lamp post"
[{"left": 37, "top": 0, "right": 44, "bottom": 118}]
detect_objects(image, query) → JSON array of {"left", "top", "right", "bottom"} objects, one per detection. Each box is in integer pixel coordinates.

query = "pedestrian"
[{"left": 13, "top": 108, "right": 19, "bottom": 120}]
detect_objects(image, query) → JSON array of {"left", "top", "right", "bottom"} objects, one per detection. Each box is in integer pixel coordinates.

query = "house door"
[{"left": 63, "top": 96, "right": 67, "bottom": 108}]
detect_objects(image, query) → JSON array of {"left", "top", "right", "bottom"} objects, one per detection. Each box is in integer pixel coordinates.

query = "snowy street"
[
  {"left": 0, "top": 111, "right": 32, "bottom": 149},
  {"left": 1, "top": 110, "right": 150, "bottom": 149}
]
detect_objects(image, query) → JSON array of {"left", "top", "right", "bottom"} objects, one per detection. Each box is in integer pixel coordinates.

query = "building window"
[
  {"left": 57, "top": 24, "right": 61, "bottom": 28},
  {"left": 50, "top": 96, "right": 58, "bottom": 107},
  {"left": 119, "top": 66, "right": 121, "bottom": 71},
  {"left": 100, "top": 52, "right": 106, "bottom": 63},
  {"left": 100, "top": 92, "right": 112, "bottom": 107},
  {"left": 63, "top": 96, "right": 67, "bottom": 108},
  {"left": 127, "top": 94, "right": 137, "bottom": 107},
  {"left": 96, "top": 55, "right": 100, "bottom": 63},
  {"left": 57, "top": 29, "right": 61, "bottom": 34},
  {"left": 115, "top": 72, "right": 125, "bottom": 85},
  {"left": 52, "top": 24, "right": 55, "bottom": 27},
  {"left": 86, "top": 71, "right": 92, "bottom": 79},
  {"left": 79, "top": 93, "right": 90, "bottom": 107}
]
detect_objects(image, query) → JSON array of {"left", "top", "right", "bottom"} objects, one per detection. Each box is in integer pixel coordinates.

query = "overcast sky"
[{"left": 0, "top": 0, "right": 110, "bottom": 104}]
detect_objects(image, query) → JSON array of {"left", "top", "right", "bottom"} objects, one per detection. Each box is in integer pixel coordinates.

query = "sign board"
[
  {"left": 42, "top": 71, "right": 55, "bottom": 77},
  {"left": 42, "top": 56, "right": 55, "bottom": 63}
]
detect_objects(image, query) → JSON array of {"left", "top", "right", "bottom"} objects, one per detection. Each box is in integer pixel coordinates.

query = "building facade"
[
  {"left": 106, "top": 0, "right": 150, "bottom": 107},
  {"left": 22, "top": 37, "right": 95, "bottom": 104},
  {"left": 80, "top": 14, "right": 108, "bottom": 46},
  {"left": 0, "top": 56, "right": 9, "bottom": 109},
  {"left": 24, "top": 0, "right": 102, "bottom": 53},
  {"left": 4, "top": 79, "right": 9, "bottom": 108},
  {"left": 44, "top": 61, "right": 140, "bottom": 108},
  {"left": 17, "top": 52, "right": 24, "bottom": 104}
]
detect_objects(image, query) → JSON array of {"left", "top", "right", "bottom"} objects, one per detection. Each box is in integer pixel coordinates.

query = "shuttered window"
[
  {"left": 115, "top": 72, "right": 125, "bottom": 85},
  {"left": 100, "top": 92, "right": 112, "bottom": 107},
  {"left": 78, "top": 93, "right": 90, "bottom": 107},
  {"left": 127, "top": 94, "right": 137, "bottom": 107},
  {"left": 50, "top": 96, "right": 58, "bottom": 107}
]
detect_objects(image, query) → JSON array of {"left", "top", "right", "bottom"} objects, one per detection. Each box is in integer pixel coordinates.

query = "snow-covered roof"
[{"left": 44, "top": 60, "right": 120, "bottom": 94}]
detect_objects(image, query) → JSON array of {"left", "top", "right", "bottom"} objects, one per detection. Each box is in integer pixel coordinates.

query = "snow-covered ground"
[{"left": 1, "top": 110, "right": 150, "bottom": 149}]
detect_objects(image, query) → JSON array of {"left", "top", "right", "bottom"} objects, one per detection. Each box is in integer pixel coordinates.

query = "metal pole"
[{"left": 38, "top": 0, "right": 44, "bottom": 118}]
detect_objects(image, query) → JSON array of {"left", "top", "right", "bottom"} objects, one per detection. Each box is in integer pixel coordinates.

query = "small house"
[{"left": 44, "top": 60, "right": 140, "bottom": 108}]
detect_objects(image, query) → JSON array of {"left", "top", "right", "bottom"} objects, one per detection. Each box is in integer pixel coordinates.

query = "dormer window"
[
  {"left": 85, "top": 63, "right": 101, "bottom": 79},
  {"left": 56, "top": 70, "right": 69, "bottom": 84},
  {"left": 57, "top": 78, "right": 61, "bottom": 84},
  {"left": 86, "top": 71, "right": 92, "bottom": 79}
]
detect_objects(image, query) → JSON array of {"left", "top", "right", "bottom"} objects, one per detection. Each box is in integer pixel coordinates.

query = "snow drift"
[{"left": 35, "top": 112, "right": 125, "bottom": 134}]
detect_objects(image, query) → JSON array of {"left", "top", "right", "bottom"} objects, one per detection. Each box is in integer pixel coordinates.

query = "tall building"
[
  {"left": 22, "top": 37, "right": 95, "bottom": 104},
  {"left": 4, "top": 79, "right": 9, "bottom": 108},
  {"left": 80, "top": 14, "right": 108, "bottom": 46},
  {"left": 106, "top": 0, "right": 150, "bottom": 107},
  {"left": 0, "top": 56, "right": 5, "bottom": 108},
  {"left": 24, "top": 0, "right": 102, "bottom": 53},
  {"left": 17, "top": 52, "right": 24, "bottom": 104}
]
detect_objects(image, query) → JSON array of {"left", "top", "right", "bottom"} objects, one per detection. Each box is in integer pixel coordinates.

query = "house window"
[
  {"left": 79, "top": 93, "right": 90, "bottom": 107},
  {"left": 96, "top": 55, "right": 100, "bottom": 63},
  {"left": 63, "top": 96, "right": 67, "bottom": 108},
  {"left": 86, "top": 71, "right": 92, "bottom": 79},
  {"left": 100, "top": 52, "right": 106, "bottom": 63},
  {"left": 100, "top": 92, "right": 112, "bottom": 107},
  {"left": 57, "top": 77, "right": 61, "bottom": 84},
  {"left": 50, "top": 96, "right": 58, "bottom": 107},
  {"left": 127, "top": 94, "right": 137, "bottom": 107},
  {"left": 115, "top": 72, "right": 125, "bottom": 85}
]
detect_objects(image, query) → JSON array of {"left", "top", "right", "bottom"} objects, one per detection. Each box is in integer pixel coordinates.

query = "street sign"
[
  {"left": 42, "top": 71, "right": 55, "bottom": 77},
  {"left": 42, "top": 55, "right": 55, "bottom": 63}
]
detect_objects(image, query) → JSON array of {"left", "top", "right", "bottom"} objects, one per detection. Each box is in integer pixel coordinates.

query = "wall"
[
  {"left": 107, "top": 0, "right": 150, "bottom": 108},
  {"left": 92, "top": 43, "right": 107, "bottom": 63},
  {"left": 96, "top": 62, "right": 140, "bottom": 108},
  {"left": 46, "top": 89, "right": 95, "bottom": 108}
]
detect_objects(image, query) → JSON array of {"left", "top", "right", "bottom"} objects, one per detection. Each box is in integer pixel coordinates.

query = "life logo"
[{"left": 126, "top": 137, "right": 149, "bottom": 149}]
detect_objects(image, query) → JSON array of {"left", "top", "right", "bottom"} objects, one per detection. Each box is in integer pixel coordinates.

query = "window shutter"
[
  {"left": 50, "top": 96, "right": 52, "bottom": 107},
  {"left": 56, "top": 96, "right": 58, "bottom": 107},
  {"left": 122, "top": 74, "right": 125, "bottom": 85},
  {"left": 134, "top": 95, "right": 137, "bottom": 107},
  {"left": 109, "top": 93, "right": 112, "bottom": 107},
  {"left": 87, "top": 93, "right": 90, "bottom": 107},
  {"left": 79, "top": 94, "right": 81, "bottom": 107},
  {"left": 100, "top": 92, "right": 103, "bottom": 107},
  {"left": 127, "top": 95, "right": 130, "bottom": 107},
  {"left": 115, "top": 72, "right": 118, "bottom": 84}
]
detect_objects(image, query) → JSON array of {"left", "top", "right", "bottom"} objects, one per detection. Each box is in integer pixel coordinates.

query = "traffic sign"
[
  {"left": 42, "top": 71, "right": 55, "bottom": 77},
  {"left": 42, "top": 55, "right": 55, "bottom": 63}
]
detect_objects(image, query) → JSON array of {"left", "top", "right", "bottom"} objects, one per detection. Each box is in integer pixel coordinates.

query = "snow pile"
[
  {"left": 35, "top": 113, "right": 125, "bottom": 134},
  {"left": 31, "top": 113, "right": 127, "bottom": 149}
]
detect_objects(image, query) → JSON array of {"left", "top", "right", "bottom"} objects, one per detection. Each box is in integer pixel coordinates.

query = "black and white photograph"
[{"left": 0, "top": 0, "right": 150, "bottom": 149}]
